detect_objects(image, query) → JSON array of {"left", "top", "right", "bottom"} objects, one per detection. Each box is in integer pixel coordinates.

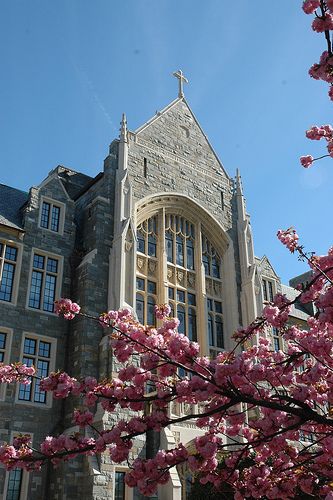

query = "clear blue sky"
[{"left": 1, "top": 1, "right": 332, "bottom": 283}]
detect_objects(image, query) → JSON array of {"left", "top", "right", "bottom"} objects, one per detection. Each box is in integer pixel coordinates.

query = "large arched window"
[{"left": 135, "top": 209, "right": 224, "bottom": 356}]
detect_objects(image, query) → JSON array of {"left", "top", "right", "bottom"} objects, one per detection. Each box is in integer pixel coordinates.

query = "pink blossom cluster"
[
  {"left": 302, "top": 0, "right": 320, "bottom": 14},
  {"left": 300, "top": 154, "right": 314, "bottom": 167},
  {"left": 277, "top": 227, "right": 299, "bottom": 253},
  {"left": 54, "top": 298, "right": 80, "bottom": 320},
  {"left": 125, "top": 445, "right": 188, "bottom": 495},
  {"left": 0, "top": 363, "right": 35, "bottom": 384},
  {"left": 312, "top": 13, "right": 333, "bottom": 32},
  {"left": 154, "top": 303, "right": 171, "bottom": 319}
]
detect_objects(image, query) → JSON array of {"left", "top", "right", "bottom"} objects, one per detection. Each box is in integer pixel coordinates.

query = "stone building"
[{"left": 0, "top": 73, "right": 309, "bottom": 499}]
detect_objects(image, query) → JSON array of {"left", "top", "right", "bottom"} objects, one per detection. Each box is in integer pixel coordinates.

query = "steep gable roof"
[
  {"left": 133, "top": 97, "right": 230, "bottom": 180},
  {"left": 0, "top": 184, "right": 28, "bottom": 231}
]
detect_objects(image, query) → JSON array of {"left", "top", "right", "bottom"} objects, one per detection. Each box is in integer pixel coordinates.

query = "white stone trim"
[
  {"left": 0, "top": 239, "right": 23, "bottom": 307},
  {"left": 25, "top": 248, "right": 63, "bottom": 315},
  {"left": 15, "top": 332, "right": 57, "bottom": 409},
  {"left": 0, "top": 327, "right": 13, "bottom": 401},
  {"left": 39, "top": 196, "right": 66, "bottom": 236},
  {"left": 2, "top": 431, "right": 33, "bottom": 500}
]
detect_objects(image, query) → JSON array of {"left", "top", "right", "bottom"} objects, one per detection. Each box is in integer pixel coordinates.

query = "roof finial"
[
  {"left": 119, "top": 113, "right": 127, "bottom": 142},
  {"left": 236, "top": 168, "right": 243, "bottom": 195},
  {"left": 173, "top": 70, "right": 188, "bottom": 98}
]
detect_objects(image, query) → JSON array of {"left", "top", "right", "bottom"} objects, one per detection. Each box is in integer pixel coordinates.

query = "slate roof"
[
  {"left": 57, "top": 167, "right": 93, "bottom": 199},
  {"left": 0, "top": 184, "right": 29, "bottom": 231},
  {"left": 281, "top": 284, "right": 310, "bottom": 322}
]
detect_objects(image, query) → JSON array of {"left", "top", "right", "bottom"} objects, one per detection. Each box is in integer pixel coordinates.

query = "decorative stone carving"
[
  {"left": 187, "top": 273, "right": 195, "bottom": 288},
  {"left": 177, "top": 270, "right": 184, "bottom": 285},
  {"left": 167, "top": 267, "right": 173, "bottom": 279},
  {"left": 125, "top": 240, "right": 133, "bottom": 252},
  {"left": 148, "top": 260, "right": 156, "bottom": 275},
  {"left": 137, "top": 257, "right": 144, "bottom": 270}
]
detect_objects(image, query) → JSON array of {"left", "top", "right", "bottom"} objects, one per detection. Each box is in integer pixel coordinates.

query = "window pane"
[
  {"left": 33, "top": 254, "right": 45, "bottom": 269},
  {"left": 188, "top": 308, "right": 197, "bottom": 342},
  {"left": 115, "top": 471, "right": 126, "bottom": 500},
  {"left": 165, "top": 231, "right": 173, "bottom": 263},
  {"left": 177, "top": 290, "right": 185, "bottom": 303},
  {"left": 147, "top": 296, "right": 156, "bottom": 326},
  {"left": 147, "top": 281, "right": 156, "bottom": 294},
  {"left": 29, "top": 271, "right": 42, "bottom": 309},
  {"left": 24, "top": 338, "right": 36, "bottom": 355},
  {"left": 136, "top": 293, "right": 144, "bottom": 324},
  {"left": 5, "top": 246, "right": 17, "bottom": 262},
  {"left": 168, "top": 287, "right": 174, "bottom": 299},
  {"left": 18, "top": 356, "right": 34, "bottom": 401},
  {"left": 176, "top": 235, "right": 184, "bottom": 266},
  {"left": 51, "top": 205, "right": 60, "bottom": 232},
  {"left": 46, "top": 258, "right": 58, "bottom": 274},
  {"left": 39, "top": 341, "right": 51, "bottom": 358},
  {"left": 43, "top": 274, "right": 56, "bottom": 312},
  {"left": 6, "top": 468, "right": 23, "bottom": 500},
  {"left": 137, "top": 230, "right": 145, "bottom": 253},
  {"left": 215, "top": 301, "right": 222, "bottom": 313},
  {"left": 0, "top": 262, "right": 15, "bottom": 301},
  {"left": 177, "top": 305, "right": 186, "bottom": 334},
  {"left": 263, "top": 280, "right": 268, "bottom": 301},
  {"left": 148, "top": 234, "right": 157, "bottom": 257},
  {"left": 207, "top": 299, "right": 213, "bottom": 311},
  {"left": 273, "top": 336, "right": 280, "bottom": 352},
  {"left": 269, "top": 281, "right": 274, "bottom": 302},
  {"left": 212, "top": 257, "right": 220, "bottom": 278},
  {"left": 34, "top": 359, "right": 49, "bottom": 403},
  {"left": 186, "top": 240, "right": 194, "bottom": 270},
  {"left": 40, "top": 202, "right": 50, "bottom": 229},
  {"left": 136, "top": 278, "right": 145, "bottom": 291},
  {"left": 202, "top": 254, "right": 210, "bottom": 275},
  {"left": 188, "top": 293, "right": 196, "bottom": 306},
  {"left": 215, "top": 318, "right": 224, "bottom": 348},
  {"left": 208, "top": 315, "right": 214, "bottom": 346}
]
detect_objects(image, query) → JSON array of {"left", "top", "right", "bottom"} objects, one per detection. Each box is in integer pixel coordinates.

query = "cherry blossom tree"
[
  {"left": 301, "top": 0, "right": 333, "bottom": 167},
  {"left": 1, "top": 3, "right": 333, "bottom": 499},
  {"left": 1, "top": 228, "right": 333, "bottom": 499}
]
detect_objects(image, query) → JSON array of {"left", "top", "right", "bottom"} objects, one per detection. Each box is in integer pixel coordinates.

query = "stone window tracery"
[{"left": 135, "top": 210, "right": 224, "bottom": 357}]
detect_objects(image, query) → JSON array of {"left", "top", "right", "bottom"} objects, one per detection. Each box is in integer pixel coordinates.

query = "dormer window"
[{"left": 39, "top": 198, "right": 65, "bottom": 234}]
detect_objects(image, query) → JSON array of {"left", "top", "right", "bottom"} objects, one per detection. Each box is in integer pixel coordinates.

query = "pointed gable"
[{"left": 132, "top": 98, "right": 230, "bottom": 182}]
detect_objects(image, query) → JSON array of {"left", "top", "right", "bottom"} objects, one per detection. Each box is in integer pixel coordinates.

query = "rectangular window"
[
  {"left": 0, "top": 331, "right": 7, "bottom": 362},
  {"left": 0, "top": 328, "right": 13, "bottom": 400},
  {"left": 40, "top": 200, "right": 62, "bottom": 232},
  {"left": 272, "top": 327, "right": 281, "bottom": 352},
  {"left": 18, "top": 335, "right": 54, "bottom": 405},
  {"left": 4, "top": 432, "right": 32, "bottom": 500},
  {"left": 6, "top": 468, "right": 23, "bottom": 500},
  {"left": 0, "top": 242, "right": 18, "bottom": 302},
  {"left": 207, "top": 299, "right": 224, "bottom": 355},
  {"left": 262, "top": 279, "right": 274, "bottom": 302},
  {"left": 115, "top": 471, "right": 126, "bottom": 500},
  {"left": 28, "top": 253, "right": 59, "bottom": 313}
]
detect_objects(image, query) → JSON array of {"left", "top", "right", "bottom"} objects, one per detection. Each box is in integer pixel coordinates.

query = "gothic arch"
[
  {"left": 135, "top": 192, "right": 230, "bottom": 254},
  {"left": 134, "top": 193, "right": 239, "bottom": 354}
]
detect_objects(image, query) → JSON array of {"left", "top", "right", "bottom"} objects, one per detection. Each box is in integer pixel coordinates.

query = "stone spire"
[
  {"left": 236, "top": 168, "right": 246, "bottom": 221},
  {"left": 119, "top": 113, "right": 128, "bottom": 142},
  {"left": 118, "top": 113, "right": 128, "bottom": 173}
]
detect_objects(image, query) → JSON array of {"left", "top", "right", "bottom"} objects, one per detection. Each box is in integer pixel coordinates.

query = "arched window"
[{"left": 135, "top": 211, "right": 223, "bottom": 354}]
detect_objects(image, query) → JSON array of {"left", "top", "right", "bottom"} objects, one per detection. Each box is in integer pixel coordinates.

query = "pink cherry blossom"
[{"left": 300, "top": 155, "right": 314, "bottom": 167}]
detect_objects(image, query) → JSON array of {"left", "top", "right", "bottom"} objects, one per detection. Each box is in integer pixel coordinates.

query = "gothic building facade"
[{"left": 0, "top": 78, "right": 308, "bottom": 499}]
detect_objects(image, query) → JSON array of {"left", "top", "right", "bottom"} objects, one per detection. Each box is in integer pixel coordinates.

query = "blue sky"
[{"left": 1, "top": 1, "right": 332, "bottom": 283}]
